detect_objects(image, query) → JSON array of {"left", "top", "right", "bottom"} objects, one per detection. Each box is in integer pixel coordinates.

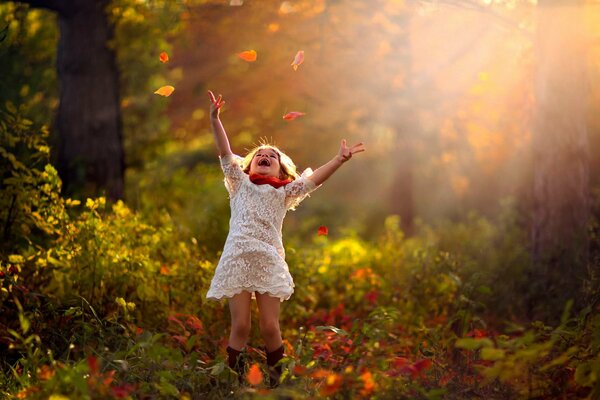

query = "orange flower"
[{"left": 159, "top": 52, "right": 169, "bottom": 63}]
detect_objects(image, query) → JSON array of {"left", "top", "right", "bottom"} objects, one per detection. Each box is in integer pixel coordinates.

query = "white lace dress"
[{"left": 206, "top": 154, "right": 318, "bottom": 302}]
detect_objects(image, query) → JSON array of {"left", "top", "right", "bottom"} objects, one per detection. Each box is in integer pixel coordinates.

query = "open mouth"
[{"left": 258, "top": 158, "right": 271, "bottom": 167}]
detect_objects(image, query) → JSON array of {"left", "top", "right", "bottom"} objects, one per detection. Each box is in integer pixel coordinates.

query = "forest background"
[{"left": 1, "top": 0, "right": 600, "bottom": 398}]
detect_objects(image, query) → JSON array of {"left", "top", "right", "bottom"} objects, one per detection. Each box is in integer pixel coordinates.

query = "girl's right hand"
[{"left": 208, "top": 90, "right": 225, "bottom": 119}]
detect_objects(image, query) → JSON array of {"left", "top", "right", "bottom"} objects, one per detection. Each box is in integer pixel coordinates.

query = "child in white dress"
[{"left": 205, "top": 91, "right": 364, "bottom": 386}]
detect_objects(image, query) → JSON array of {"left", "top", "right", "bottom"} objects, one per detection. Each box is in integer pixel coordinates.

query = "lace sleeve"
[
  {"left": 220, "top": 154, "right": 246, "bottom": 196},
  {"left": 285, "top": 168, "right": 319, "bottom": 210}
]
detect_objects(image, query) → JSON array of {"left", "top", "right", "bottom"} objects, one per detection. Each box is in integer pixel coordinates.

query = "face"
[{"left": 249, "top": 148, "right": 282, "bottom": 178}]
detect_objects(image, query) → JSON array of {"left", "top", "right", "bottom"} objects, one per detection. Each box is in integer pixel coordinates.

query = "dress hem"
[{"left": 207, "top": 287, "right": 293, "bottom": 302}]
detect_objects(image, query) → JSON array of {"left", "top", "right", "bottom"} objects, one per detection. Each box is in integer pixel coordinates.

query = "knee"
[
  {"left": 259, "top": 318, "right": 280, "bottom": 339},
  {"left": 231, "top": 318, "right": 251, "bottom": 339}
]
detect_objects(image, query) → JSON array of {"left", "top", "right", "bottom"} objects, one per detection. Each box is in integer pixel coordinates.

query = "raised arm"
[
  {"left": 308, "top": 139, "right": 365, "bottom": 186},
  {"left": 208, "top": 90, "right": 233, "bottom": 157}
]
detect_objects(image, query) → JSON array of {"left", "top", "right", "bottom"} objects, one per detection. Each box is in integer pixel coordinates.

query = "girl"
[{"left": 205, "top": 90, "right": 364, "bottom": 386}]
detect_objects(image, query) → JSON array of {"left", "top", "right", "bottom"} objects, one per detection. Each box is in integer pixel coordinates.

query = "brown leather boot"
[
  {"left": 266, "top": 344, "right": 285, "bottom": 387},
  {"left": 226, "top": 346, "right": 245, "bottom": 383}
]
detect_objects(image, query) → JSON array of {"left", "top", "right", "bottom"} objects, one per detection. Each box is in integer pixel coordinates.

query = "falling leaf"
[
  {"left": 238, "top": 50, "right": 257, "bottom": 62},
  {"left": 154, "top": 86, "right": 175, "bottom": 97},
  {"left": 283, "top": 111, "right": 305, "bottom": 121},
  {"left": 159, "top": 52, "right": 169, "bottom": 63},
  {"left": 291, "top": 50, "right": 304, "bottom": 71},
  {"left": 317, "top": 226, "right": 328, "bottom": 236},
  {"left": 230, "top": 0, "right": 243, "bottom": 5},
  {"left": 247, "top": 363, "right": 263, "bottom": 386}
]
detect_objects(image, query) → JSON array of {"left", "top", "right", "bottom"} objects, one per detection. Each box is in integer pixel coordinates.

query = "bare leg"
[
  {"left": 255, "top": 292, "right": 283, "bottom": 352},
  {"left": 228, "top": 291, "right": 252, "bottom": 350},
  {"left": 256, "top": 292, "right": 285, "bottom": 386}
]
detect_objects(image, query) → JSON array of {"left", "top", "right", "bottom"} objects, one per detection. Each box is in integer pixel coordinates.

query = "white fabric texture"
[{"left": 206, "top": 154, "right": 318, "bottom": 302}]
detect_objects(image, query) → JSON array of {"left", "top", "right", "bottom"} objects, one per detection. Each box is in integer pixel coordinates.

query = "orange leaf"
[
  {"left": 317, "top": 226, "right": 328, "bottom": 236},
  {"left": 247, "top": 363, "right": 263, "bottom": 386},
  {"left": 359, "top": 371, "right": 376, "bottom": 396},
  {"left": 283, "top": 111, "right": 305, "bottom": 121},
  {"left": 159, "top": 52, "right": 169, "bottom": 63},
  {"left": 293, "top": 365, "right": 307, "bottom": 375},
  {"left": 238, "top": 50, "right": 257, "bottom": 62},
  {"left": 320, "top": 372, "right": 343, "bottom": 396},
  {"left": 310, "top": 368, "right": 331, "bottom": 379},
  {"left": 154, "top": 86, "right": 175, "bottom": 97},
  {"left": 38, "top": 365, "right": 54, "bottom": 380},
  {"left": 291, "top": 50, "right": 304, "bottom": 71}
]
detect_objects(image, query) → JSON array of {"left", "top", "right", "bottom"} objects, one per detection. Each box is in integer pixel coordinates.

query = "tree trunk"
[
  {"left": 387, "top": 4, "right": 416, "bottom": 235},
  {"left": 530, "top": 1, "right": 590, "bottom": 318},
  {"left": 18, "top": 0, "right": 124, "bottom": 200}
]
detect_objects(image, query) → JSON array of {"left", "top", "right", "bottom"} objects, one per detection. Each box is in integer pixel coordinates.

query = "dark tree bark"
[
  {"left": 15, "top": 0, "right": 124, "bottom": 200},
  {"left": 387, "top": 4, "right": 416, "bottom": 235},
  {"left": 530, "top": 1, "right": 590, "bottom": 318}
]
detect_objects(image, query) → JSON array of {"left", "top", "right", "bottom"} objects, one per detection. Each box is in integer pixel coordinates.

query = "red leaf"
[
  {"left": 466, "top": 329, "right": 486, "bottom": 338},
  {"left": 87, "top": 356, "right": 99, "bottom": 375},
  {"left": 414, "top": 359, "right": 432, "bottom": 372},
  {"left": 364, "top": 290, "right": 379, "bottom": 305},
  {"left": 317, "top": 226, "right": 328, "bottom": 236},
  {"left": 112, "top": 384, "right": 136, "bottom": 398},
  {"left": 392, "top": 357, "right": 410, "bottom": 368},
  {"left": 282, "top": 111, "right": 305, "bottom": 121}
]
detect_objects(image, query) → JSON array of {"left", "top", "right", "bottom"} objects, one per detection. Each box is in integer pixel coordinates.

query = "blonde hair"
[{"left": 242, "top": 144, "right": 299, "bottom": 180}]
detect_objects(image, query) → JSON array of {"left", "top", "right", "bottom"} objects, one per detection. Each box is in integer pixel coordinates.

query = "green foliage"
[{"left": 0, "top": 4, "right": 58, "bottom": 126}]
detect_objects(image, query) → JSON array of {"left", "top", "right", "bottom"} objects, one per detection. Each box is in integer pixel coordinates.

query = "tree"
[
  {"left": 530, "top": 1, "right": 590, "bottom": 317},
  {"left": 9, "top": 0, "right": 124, "bottom": 200}
]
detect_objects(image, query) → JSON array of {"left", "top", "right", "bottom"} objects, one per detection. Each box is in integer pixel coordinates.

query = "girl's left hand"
[{"left": 338, "top": 139, "right": 365, "bottom": 163}]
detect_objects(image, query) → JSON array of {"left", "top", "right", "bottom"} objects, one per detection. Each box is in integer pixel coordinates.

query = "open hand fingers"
[
  {"left": 208, "top": 91, "right": 225, "bottom": 108},
  {"left": 350, "top": 142, "right": 366, "bottom": 154},
  {"left": 207, "top": 90, "right": 216, "bottom": 103}
]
